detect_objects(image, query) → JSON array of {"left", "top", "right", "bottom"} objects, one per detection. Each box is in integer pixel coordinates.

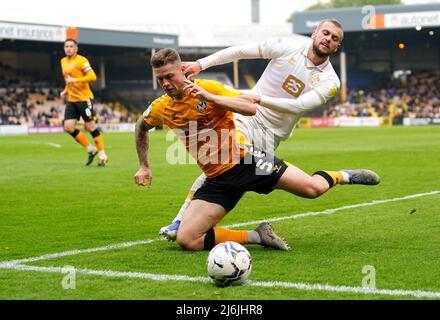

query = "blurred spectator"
[
  {"left": 0, "top": 63, "right": 135, "bottom": 126},
  {"left": 326, "top": 71, "right": 440, "bottom": 119}
]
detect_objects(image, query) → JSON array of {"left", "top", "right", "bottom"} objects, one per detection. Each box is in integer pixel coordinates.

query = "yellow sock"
[
  {"left": 323, "top": 170, "right": 344, "bottom": 186},
  {"left": 214, "top": 227, "right": 248, "bottom": 245},
  {"left": 74, "top": 131, "right": 90, "bottom": 148},
  {"left": 93, "top": 134, "right": 105, "bottom": 151}
]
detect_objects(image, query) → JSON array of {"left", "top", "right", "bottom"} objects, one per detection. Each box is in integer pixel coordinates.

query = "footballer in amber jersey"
[
  {"left": 143, "top": 79, "right": 246, "bottom": 178},
  {"left": 60, "top": 39, "right": 108, "bottom": 166}
]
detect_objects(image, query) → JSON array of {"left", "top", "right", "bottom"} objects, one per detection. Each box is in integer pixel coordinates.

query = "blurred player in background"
[
  {"left": 60, "top": 39, "right": 108, "bottom": 166},
  {"left": 135, "top": 48, "right": 380, "bottom": 252},
  {"left": 160, "top": 19, "right": 344, "bottom": 239}
]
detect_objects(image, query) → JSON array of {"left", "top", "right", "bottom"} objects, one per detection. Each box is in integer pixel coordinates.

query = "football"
[{"left": 206, "top": 241, "right": 252, "bottom": 287}]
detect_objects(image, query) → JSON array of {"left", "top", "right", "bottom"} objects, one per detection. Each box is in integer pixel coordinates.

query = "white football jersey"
[
  {"left": 250, "top": 38, "right": 340, "bottom": 140},
  {"left": 199, "top": 38, "right": 340, "bottom": 142}
]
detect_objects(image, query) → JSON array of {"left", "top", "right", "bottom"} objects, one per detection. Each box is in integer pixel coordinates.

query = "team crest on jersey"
[
  {"left": 196, "top": 100, "right": 207, "bottom": 112},
  {"left": 308, "top": 74, "right": 321, "bottom": 88},
  {"left": 288, "top": 55, "right": 297, "bottom": 65}
]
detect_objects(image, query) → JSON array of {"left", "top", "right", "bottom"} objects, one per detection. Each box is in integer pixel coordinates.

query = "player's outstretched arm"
[
  {"left": 183, "top": 80, "right": 257, "bottom": 116},
  {"left": 183, "top": 44, "right": 262, "bottom": 79},
  {"left": 259, "top": 90, "right": 327, "bottom": 114},
  {"left": 134, "top": 118, "right": 153, "bottom": 187}
]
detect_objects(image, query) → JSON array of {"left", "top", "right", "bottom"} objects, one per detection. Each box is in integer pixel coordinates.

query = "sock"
[
  {"left": 91, "top": 129, "right": 104, "bottom": 151},
  {"left": 70, "top": 129, "right": 90, "bottom": 148},
  {"left": 172, "top": 174, "right": 206, "bottom": 223},
  {"left": 246, "top": 230, "right": 261, "bottom": 244},
  {"left": 86, "top": 145, "right": 96, "bottom": 153},
  {"left": 173, "top": 199, "right": 191, "bottom": 223},
  {"left": 313, "top": 170, "right": 344, "bottom": 188},
  {"left": 340, "top": 171, "right": 350, "bottom": 184},
  {"left": 204, "top": 228, "right": 216, "bottom": 250},
  {"left": 213, "top": 227, "right": 248, "bottom": 245},
  {"left": 69, "top": 129, "right": 80, "bottom": 139},
  {"left": 203, "top": 227, "right": 249, "bottom": 251}
]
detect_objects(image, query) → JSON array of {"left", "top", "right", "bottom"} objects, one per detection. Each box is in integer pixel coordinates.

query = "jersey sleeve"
[
  {"left": 197, "top": 44, "right": 261, "bottom": 70},
  {"left": 197, "top": 38, "right": 303, "bottom": 70},
  {"left": 258, "top": 38, "right": 296, "bottom": 60},
  {"left": 79, "top": 56, "right": 93, "bottom": 73},
  {"left": 142, "top": 96, "right": 166, "bottom": 127},
  {"left": 312, "top": 75, "right": 340, "bottom": 104},
  {"left": 196, "top": 79, "right": 241, "bottom": 97},
  {"left": 259, "top": 75, "right": 340, "bottom": 114},
  {"left": 60, "top": 58, "right": 66, "bottom": 75}
]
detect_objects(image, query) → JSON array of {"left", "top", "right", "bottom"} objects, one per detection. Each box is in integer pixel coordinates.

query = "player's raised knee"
[
  {"left": 63, "top": 123, "right": 74, "bottom": 133},
  {"left": 176, "top": 232, "right": 201, "bottom": 251}
]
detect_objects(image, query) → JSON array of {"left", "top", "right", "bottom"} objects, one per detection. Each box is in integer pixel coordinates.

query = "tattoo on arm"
[{"left": 135, "top": 118, "right": 151, "bottom": 167}]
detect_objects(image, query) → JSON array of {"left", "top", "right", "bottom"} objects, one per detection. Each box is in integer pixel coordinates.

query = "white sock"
[
  {"left": 86, "top": 145, "right": 95, "bottom": 153},
  {"left": 171, "top": 174, "right": 207, "bottom": 223},
  {"left": 246, "top": 230, "right": 261, "bottom": 244},
  {"left": 340, "top": 171, "right": 350, "bottom": 184},
  {"left": 98, "top": 150, "right": 106, "bottom": 158},
  {"left": 172, "top": 199, "right": 191, "bottom": 223}
]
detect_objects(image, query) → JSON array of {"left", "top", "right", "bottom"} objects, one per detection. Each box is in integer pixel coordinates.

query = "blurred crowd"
[
  {"left": 325, "top": 71, "right": 440, "bottom": 120},
  {"left": 0, "top": 88, "right": 134, "bottom": 126},
  {"left": 2, "top": 61, "right": 439, "bottom": 126},
  {"left": 0, "top": 63, "right": 135, "bottom": 126}
]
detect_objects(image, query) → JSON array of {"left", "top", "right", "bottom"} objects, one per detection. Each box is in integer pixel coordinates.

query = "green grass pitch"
[{"left": 0, "top": 126, "right": 439, "bottom": 300}]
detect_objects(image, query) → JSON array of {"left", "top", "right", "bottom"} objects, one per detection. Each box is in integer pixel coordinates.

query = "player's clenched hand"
[
  {"left": 60, "top": 90, "right": 68, "bottom": 99},
  {"left": 182, "top": 61, "right": 202, "bottom": 80},
  {"left": 183, "top": 80, "right": 213, "bottom": 101},
  {"left": 134, "top": 166, "right": 152, "bottom": 187},
  {"left": 65, "top": 75, "right": 76, "bottom": 84}
]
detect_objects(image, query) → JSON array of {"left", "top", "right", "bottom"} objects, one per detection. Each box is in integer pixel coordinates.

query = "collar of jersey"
[
  {"left": 170, "top": 93, "right": 192, "bottom": 102},
  {"left": 301, "top": 45, "right": 329, "bottom": 72}
]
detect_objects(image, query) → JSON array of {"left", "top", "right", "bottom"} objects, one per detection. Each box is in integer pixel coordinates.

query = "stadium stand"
[
  {"left": 324, "top": 71, "right": 440, "bottom": 123},
  {"left": 2, "top": 3, "right": 440, "bottom": 130},
  {"left": 0, "top": 62, "right": 135, "bottom": 126}
]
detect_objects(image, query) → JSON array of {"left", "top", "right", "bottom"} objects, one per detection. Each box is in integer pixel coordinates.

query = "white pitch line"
[
  {"left": 3, "top": 238, "right": 165, "bottom": 266},
  {"left": 225, "top": 190, "right": 440, "bottom": 228},
  {"left": 248, "top": 279, "right": 440, "bottom": 299},
  {"left": 1, "top": 190, "right": 439, "bottom": 266},
  {"left": 46, "top": 142, "right": 61, "bottom": 148},
  {"left": 1, "top": 264, "right": 439, "bottom": 299},
  {"left": 22, "top": 141, "right": 62, "bottom": 148}
]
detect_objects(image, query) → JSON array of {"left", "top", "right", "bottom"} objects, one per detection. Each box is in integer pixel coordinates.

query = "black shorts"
[
  {"left": 193, "top": 149, "right": 289, "bottom": 212},
  {"left": 64, "top": 100, "right": 96, "bottom": 122}
]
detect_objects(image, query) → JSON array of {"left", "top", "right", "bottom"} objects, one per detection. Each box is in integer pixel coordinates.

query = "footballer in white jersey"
[
  {"left": 198, "top": 37, "right": 341, "bottom": 150},
  {"left": 160, "top": 19, "right": 345, "bottom": 240}
]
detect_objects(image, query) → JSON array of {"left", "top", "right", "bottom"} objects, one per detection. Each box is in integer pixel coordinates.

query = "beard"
[{"left": 312, "top": 40, "right": 332, "bottom": 58}]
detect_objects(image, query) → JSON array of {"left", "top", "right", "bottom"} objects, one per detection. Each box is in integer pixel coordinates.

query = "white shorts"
[{"left": 233, "top": 113, "right": 282, "bottom": 154}]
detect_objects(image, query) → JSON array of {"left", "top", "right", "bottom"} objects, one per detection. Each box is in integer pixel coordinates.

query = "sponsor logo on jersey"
[{"left": 282, "top": 75, "right": 305, "bottom": 98}]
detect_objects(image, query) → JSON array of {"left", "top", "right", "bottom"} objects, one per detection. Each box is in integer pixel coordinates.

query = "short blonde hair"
[{"left": 150, "top": 48, "right": 181, "bottom": 68}]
